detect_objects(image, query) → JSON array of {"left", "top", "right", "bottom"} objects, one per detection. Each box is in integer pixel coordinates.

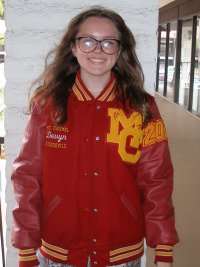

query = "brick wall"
[{"left": 4, "top": 0, "right": 159, "bottom": 265}]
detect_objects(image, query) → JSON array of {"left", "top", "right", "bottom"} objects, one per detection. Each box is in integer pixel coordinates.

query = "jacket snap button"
[
  {"left": 97, "top": 106, "right": 100, "bottom": 109},
  {"left": 94, "top": 261, "right": 97, "bottom": 264},
  {"left": 94, "top": 172, "right": 98, "bottom": 176},
  {"left": 94, "top": 209, "right": 98, "bottom": 212},
  {"left": 95, "top": 137, "right": 100, "bottom": 141},
  {"left": 93, "top": 251, "right": 97, "bottom": 254},
  {"left": 93, "top": 238, "right": 97, "bottom": 242}
]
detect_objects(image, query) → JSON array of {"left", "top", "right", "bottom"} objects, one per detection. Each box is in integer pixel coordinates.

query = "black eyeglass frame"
[{"left": 76, "top": 37, "right": 121, "bottom": 55}]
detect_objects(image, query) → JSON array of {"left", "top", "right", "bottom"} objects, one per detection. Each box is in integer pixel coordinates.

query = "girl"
[{"left": 11, "top": 6, "right": 179, "bottom": 267}]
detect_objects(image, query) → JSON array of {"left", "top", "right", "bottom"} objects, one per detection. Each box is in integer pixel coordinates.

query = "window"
[
  {"left": 158, "top": 24, "right": 167, "bottom": 95},
  {"left": 178, "top": 19, "right": 193, "bottom": 109},
  {"left": 192, "top": 17, "right": 200, "bottom": 116},
  {"left": 157, "top": 15, "right": 200, "bottom": 117},
  {"left": 166, "top": 21, "right": 177, "bottom": 101}
]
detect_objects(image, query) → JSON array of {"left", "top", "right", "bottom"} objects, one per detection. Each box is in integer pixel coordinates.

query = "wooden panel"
[
  {"left": 177, "top": 0, "right": 191, "bottom": 4},
  {"left": 159, "top": 0, "right": 200, "bottom": 23},
  {"left": 159, "top": 1, "right": 178, "bottom": 13},
  {"left": 179, "top": 0, "right": 200, "bottom": 18},
  {"left": 160, "top": 0, "right": 191, "bottom": 13},
  {"left": 159, "top": 7, "right": 178, "bottom": 24}
]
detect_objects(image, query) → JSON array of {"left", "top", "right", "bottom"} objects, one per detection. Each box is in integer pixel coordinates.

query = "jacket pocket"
[
  {"left": 120, "top": 194, "right": 141, "bottom": 224},
  {"left": 42, "top": 195, "right": 61, "bottom": 225}
]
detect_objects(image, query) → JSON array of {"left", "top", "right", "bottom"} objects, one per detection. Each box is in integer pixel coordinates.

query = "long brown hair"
[{"left": 29, "top": 6, "right": 153, "bottom": 126}]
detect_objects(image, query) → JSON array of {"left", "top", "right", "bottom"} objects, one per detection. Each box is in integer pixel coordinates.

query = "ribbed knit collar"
[{"left": 72, "top": 70, "right": 116, "bottom": 102}]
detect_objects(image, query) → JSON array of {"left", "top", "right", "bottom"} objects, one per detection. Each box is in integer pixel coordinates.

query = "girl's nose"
[{"left": 94, "top": 42, "right": 102, "bottom": 53}]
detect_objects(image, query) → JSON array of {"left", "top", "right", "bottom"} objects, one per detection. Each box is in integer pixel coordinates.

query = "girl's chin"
[{"left": 81, "top": 68, "right": 111, "bottom": 78}]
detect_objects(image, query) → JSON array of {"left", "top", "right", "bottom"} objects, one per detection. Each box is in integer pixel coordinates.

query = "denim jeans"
[{"left": 37, "top": 250, "right": 141, "bottom": 267}]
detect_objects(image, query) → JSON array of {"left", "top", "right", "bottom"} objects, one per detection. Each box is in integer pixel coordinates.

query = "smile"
[{"left": 89, "top": 58, "right": 106, "bottom": 63}]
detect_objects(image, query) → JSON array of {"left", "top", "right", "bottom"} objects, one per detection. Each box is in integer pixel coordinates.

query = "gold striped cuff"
[
  {"left": 155, "top": 245, "right": 173, "bottom": 257},
  {"left": 18, "top": 249, "right": 37, "bottom": 262}
]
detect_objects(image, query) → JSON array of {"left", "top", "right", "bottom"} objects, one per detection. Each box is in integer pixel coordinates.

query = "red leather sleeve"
[
  {"left": 136, "top": 99, "right": 179, "bottom": 248},
  {"left": 11, "top": 100, "right": 46, "bottom": 250}
]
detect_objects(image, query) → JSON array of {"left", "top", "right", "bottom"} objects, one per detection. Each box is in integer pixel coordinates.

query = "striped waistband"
[
  {"left": 40, "top": 238, "right": 143, "bottom": 264},
  {"left": 109, "top": 239, "right": 144, "bottom": 263},
  {"left": 40, "top": 239, "right": 68, "bottom": 261}
]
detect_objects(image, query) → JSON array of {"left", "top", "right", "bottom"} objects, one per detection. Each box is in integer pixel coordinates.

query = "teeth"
[{"left": 89, "top": 58, "right": 105, "bottom": 63}]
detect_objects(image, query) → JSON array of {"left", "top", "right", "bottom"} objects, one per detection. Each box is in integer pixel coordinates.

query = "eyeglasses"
[{"left": 77, "top": 37, "right": 121, "bottom": 55}]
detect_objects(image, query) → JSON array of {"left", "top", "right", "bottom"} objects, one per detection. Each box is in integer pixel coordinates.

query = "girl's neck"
[{"left": 80, "top": 70, "right": 111, "bottom": 98}]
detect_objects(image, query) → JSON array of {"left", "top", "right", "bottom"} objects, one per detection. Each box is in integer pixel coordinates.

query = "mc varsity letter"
[{"left": 107, "top": 108, "right": 143, "bottom": 164}]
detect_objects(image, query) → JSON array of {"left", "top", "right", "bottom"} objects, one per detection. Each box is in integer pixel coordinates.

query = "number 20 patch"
[{"left": 143, "top": 119, "right": 168, "bottom": 147}]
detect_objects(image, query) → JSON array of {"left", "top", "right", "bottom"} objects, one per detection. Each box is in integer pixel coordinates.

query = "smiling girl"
[{"left": 11, "top": 6, "right": 178, "bottom": 267}]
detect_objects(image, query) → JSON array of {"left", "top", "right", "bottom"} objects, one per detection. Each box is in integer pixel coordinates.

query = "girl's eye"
[
  {"left": 104, "top": 42, "right": 111, "bottom": 46},
  {"left": 103, "top": 40, "right": 115, "bottom": 47},
  {"left": 82, "top": 38, "right": 94, "bottom": 46},
  {"left": 84, "top": 41, "right": 91, "bottom": 46}
]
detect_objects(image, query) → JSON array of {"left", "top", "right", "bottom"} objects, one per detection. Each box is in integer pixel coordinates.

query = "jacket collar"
[{"left": 72, "top": 70, "right": 116, "bottom": 102}]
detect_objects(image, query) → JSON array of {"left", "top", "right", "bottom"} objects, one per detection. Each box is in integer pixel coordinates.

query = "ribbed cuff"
[
  {"left": 18, "top": 249, "right": 40, "bottom": 267},
  {"left": 155, "top": 245, "right": 173, "bottom": 263}
]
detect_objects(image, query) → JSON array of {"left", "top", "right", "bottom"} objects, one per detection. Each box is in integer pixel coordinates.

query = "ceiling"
[{"left": 159, "top": 0, "right": 176, "bottom": 8}]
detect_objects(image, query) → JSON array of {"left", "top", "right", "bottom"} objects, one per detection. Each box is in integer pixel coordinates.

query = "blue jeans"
[{"left": 37, "top": 250, "right": 141, "bottom": 267}]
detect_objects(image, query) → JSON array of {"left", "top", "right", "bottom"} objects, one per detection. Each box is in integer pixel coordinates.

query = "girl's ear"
[{"left": 70, "top": 42, "right": 77, "bottom": 57}]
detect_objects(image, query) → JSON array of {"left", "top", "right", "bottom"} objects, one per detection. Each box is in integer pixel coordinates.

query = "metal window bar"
[
  {"left": 188, "top": 16, "right": 197, "bottom": 111},
  {"left": 164, "top": 23, "right": 170, "bottom": 97},
  {"left": 174, "top": 19, "right": 182, "bottom": 103}
]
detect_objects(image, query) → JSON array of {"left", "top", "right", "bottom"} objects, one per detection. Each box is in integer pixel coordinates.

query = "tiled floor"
[{"left": 146, "top": 93, "right": 200, "bottom": 267}]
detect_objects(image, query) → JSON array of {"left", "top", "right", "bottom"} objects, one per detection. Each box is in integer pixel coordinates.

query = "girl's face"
[{"left": 71, "top": 17, "right": 121, "bottom": 81}]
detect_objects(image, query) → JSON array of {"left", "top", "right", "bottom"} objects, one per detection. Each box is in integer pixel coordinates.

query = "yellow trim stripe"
[
  {"left": 155, "top": 252, "right": 173, "bottom": 256},
  {"left": 41, "top": 246, "right": 67, "bottom": 261},
  {"left": 107, "top": 91, "right": 115, "bottom": 102},
  {"left": 156, "top": 245, "right": 172, "bottom": 250},
  {"left": 110, "top": 246, "right": 143, "bottom": 263},
  {"left": 18, "top": 249, "right": 36, "bottom": 254},
  {"left": 110, "top": 240, "right": 143, "bottom": 256},
  {"left": 72, "top": 84, "right": 84, "bottom": 101},
  {"left": 19, "top": 255, "right": 38, "bottom": 261},
  {"left": 98, "top": 79, "right": 115, "bottom": 101},
  {"left": 98, "top": 84, "right": 112, "bottom": 101},
  {"left": 76, "top": 78, "right": 91, "bottom": 101},
  {"left": 42, "top": 239, "right": 68, "bottom": 254}
]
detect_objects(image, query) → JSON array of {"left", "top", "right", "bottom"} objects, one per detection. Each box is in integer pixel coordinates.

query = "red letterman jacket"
[{"left": 11, "top": 70, "right": 179, "bottom": 267}]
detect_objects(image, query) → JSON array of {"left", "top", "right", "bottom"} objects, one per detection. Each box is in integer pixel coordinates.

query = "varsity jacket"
[{"left": 11, "top": 70, "right": 179, "bottom": 267}]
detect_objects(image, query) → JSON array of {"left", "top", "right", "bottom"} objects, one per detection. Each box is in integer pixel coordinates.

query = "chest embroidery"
[
  {"left": 45, "top": 125, "right": 69, "bottom": 149},
  {"left": 107, "top": 108, "right": 143, "bottom": 164}
]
